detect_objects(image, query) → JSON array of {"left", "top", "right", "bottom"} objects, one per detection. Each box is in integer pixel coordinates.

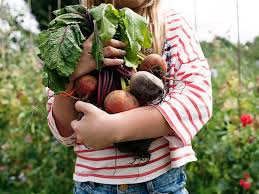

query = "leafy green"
[
  {"left": 38, "top": 5, "right": 94, "bottom": 92},
  {"left": 89, "top": 4, "right": 120, "bottom": 70},
  {"left": 38, "top": 3, "right": 152, "bottom": 92},
  {"left": 39, "top": 25, "right": 85, "bottom": 77},
  {"left": 119, "top": 8, "right": 152, "bottom": 68},
  {"left": 39, "top": 24, "right": 86, "bottom": 92},
  {"left": 49, "top": 12, "right": 94, "bottom": 37},
  {"left": 49, "top": 13, "right": 88, "bottom": 28},
  {"left": 90, "top": 4, "right": 152, "bottom": 69},
  {"left": 42, "top": 66, "right": 69, "bottom": 93},
  {"left": 53, "top": 4, "right": 88, "bottom": 16},
  {"left": 90, "top": 3, "right": 120, "bottom": 42}
]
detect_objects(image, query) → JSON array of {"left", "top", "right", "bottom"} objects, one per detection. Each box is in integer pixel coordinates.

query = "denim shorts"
[{"left": 74, "top": 166, "right": 188, "bottom": 194}]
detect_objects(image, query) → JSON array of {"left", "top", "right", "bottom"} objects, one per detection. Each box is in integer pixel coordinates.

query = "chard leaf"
[
  {"left": 90, "top": 4, "right": 120, "bottom": 70},
  {"left": 39, "top": 5, "right": 92, "bottom": 92},
  {"left": 119, "top": 8, "right": 152, "bottom": 68},
  {"left": 90, "top": 3, "right": 120, "bottom": 41},
  {"left": 49, "top": 13, "right": 88, "bottom": 28},
  {"left": 53, "top": 5, "right": 88, "bottom": 16},
  {"left": 42, "top": 65, "right": 69, "bottom": 92},
  {"left": 39, "top": 24, "right": 85, "bottom": 78},
  {"left": 49, "top": 12, "right": 94, "bottom": 37}
]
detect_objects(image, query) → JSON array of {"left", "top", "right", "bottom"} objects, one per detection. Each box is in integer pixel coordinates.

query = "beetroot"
[
  {"left": 104, "top": 90, "right": 140, "bottom": 113},
  {"left": 129, "top": 71, "right": 165, "bottom": 105},
  {"left": 74, "top": 74, "right": 97, "bottom": 98},
  {"left": 138, "top": 53, "right": 167, "bottom": 79},
  {"left": 104, "top": 89, "right": 157, "bottom": 161}
]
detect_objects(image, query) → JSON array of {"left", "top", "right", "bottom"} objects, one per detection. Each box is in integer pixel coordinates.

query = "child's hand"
[
  {"left": 70, "top": 34, "right": 127, "bottom": 83},
  {"left": 71, "top": 101, "right": 121, "bottom": 150}
]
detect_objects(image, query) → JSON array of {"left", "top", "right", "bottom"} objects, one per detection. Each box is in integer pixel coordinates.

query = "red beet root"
[
  {"left": 104, "top": 90, "right": 140, "bottom": 113},
  {"left": 129, "top": 71, "right": 165, "bottom": 105},
  {"left": 74, "top": 75, "right": 97, "bottom": 98},
  {"left": 138, "top": 54, "right": 167, "bottom": 79}
]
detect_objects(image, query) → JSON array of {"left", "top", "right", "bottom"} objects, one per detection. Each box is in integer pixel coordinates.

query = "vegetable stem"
[
  {"left": 137, "top": 53, "right": 145, "bottom": 62},
  {"left": 92, "top": 20, "right": 104, "bottom": 71}
]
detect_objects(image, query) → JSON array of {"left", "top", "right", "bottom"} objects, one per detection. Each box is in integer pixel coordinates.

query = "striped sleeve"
[
  {"left": 154, "top": 11, "right": 213, "bottom": 145},
  {"left": 46, "top": 88, "right": 76, "bottom": 146}
]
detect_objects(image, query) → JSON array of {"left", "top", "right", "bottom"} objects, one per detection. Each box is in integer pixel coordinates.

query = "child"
[{"left": 47, "top": 0, "right": 212, "bottom": 193}]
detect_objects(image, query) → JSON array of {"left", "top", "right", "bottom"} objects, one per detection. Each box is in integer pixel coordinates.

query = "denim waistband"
[{"left": 74, "top": 166, "right": 187, "bottom": 194}]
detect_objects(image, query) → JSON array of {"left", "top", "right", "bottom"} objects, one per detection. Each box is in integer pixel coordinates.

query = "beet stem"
[
  {"left": 115, "top": 66, "right": 132, "bottom": 77},
  {"left": 114, "top": 70, "right": 122, "bottom": 90},
  {"left": 97, "top": 71, "right": 102, "bottom": 107},
  {"left": 102, "top": 69, "right": 109, "bottom": 101},
  {"left": 137, "top": 53, "right": 145, "bottom": 61},
  {"left": 107, "top": 69, "right": 114, "bottom": 94}
]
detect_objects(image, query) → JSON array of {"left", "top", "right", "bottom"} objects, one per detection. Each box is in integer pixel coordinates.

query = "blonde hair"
[{"left": 83, "top": 0, "right": 165, "bottom": 55}]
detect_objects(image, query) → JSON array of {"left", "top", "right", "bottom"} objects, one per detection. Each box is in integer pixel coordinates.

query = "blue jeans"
[{"left": 74, "top": 167, "right": 188, "bottom": 194}]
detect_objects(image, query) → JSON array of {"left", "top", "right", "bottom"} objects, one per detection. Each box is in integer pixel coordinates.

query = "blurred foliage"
[
  {"left": 0, "top": 3, "right": 259, "bottom": 194},
  {"left": 0, "top": 4, "right": 75, "bottom": 194},
  {"left": 31, "top": 0, "right": 79, "bottom": 30},
  {"left": 186, "top": 37, "right": 259, "bottom": 194}
]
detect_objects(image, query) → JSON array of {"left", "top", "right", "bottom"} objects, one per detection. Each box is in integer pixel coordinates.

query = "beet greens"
[{"left": 39, "top": 3, "right": 152, "bottom": 94}]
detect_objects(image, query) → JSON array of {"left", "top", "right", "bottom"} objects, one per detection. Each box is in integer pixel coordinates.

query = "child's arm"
[
  {"left": 71, "top": 102, "right": 173, "bottom": 149},
  {"left": 47, "top": 36, "right": 126, "bottom": 145},
  {"left": 47, "top": 88, "right": 77, "bottom": 146},
  {"left": 52, "top": 93, "right": 78, "bottom": 137}
]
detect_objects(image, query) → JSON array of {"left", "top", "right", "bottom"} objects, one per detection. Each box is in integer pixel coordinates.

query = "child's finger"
[
  {"left": 104, "top": 39, "right": 126, "bottom": 48},
  {"left": 103, "top": 46, "right": 126, "bottom": 58},
  {"left": 75, "top": 101, "right": 101, "bottom": 116},
  {"left": 103, "top": 58, "right": 124, "bottom": 67}
]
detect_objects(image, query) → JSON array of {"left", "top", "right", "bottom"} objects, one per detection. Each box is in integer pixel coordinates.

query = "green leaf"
[
  {"left": 42, "top": 65, "right": 69, "bottom": 92},
  {"left": 89, "top": 4, "right": 152, "bottom": 69},
  {"left": 49, "top": 12, "right": 94, "bottom": 38},
  {"left": 39, "top": 24, "right": 85, "bottom": 78},
  {"left": 39, "top": 5, "right": 93, "bottom": 92},
  {"left": 90, "top": 3, "right": 120, "bottom": 42},
  {"left": 118, "top": 8, "right": 152, "bottom": 68},
  {"left": 122, "top": 8, "right": 152, "bottom": 48},
  {"left": 90, "top": 4, "right": 120, "bottom": 70},
  {"left": 92, "top": 21, "right": 104, "bottom": 71},
  {"left": 53, "top": 5, "right": 88, "bottom": 16},
  {"left": 49, "top": 13, "right": 88, "bottom": 28}
]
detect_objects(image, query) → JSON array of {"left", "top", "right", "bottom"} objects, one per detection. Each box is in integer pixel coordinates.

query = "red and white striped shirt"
[{"left": 47, "top": 9, "right": 212, "bottom": 185}]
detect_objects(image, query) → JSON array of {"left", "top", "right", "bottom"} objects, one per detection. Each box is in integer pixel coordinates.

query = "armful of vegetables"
[{"left": 38, "top": 3, "right": 168, "bottom": 161}]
